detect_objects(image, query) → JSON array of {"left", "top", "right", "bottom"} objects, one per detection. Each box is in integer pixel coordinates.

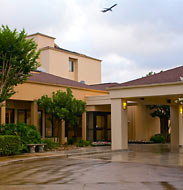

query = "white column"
[
  {"left": 179, "top": 105, "right": 183, "bottom": 146},
  {"left": 42, "top": 110, "right": 46, "bottom": 138},
  {"left": 170, "top": 105, "right": 183, "bottom": 148},
  {"left": 82, "top": 112, "right": 87, "bottom": 140},
  {"left": 0, "top": 101, "right": 6, "bottom": 125},
  {"left": 14, "top": 109, "right": 18, "bottom": 124},
  {"left": 61, "top": 120, "right": 66, "bottom": 144},
  {"left": 111, "top": 98, "right": 128, "bottom": 150},
  {"left": 31, "top": 101, "right": 38, "bottom": 128}
]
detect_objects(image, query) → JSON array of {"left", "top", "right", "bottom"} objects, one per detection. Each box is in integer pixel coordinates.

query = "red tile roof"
[
  {"left": 114, "top": 65, "right": 183, "bottom": 88},
  {"left": 90, "top": 83, "right": 119, "bottom": 90},
  {"left": 28, "top": 71, "right": 106, "bottom": 91}
]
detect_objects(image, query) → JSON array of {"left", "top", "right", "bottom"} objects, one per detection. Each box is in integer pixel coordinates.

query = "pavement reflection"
[{"left": 0, "top": 144, "right": 182, "bottom": 190}]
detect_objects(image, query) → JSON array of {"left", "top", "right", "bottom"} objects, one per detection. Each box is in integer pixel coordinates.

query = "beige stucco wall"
[
  {"left": 110, "top": 82, "right": 183, "bottom": 99},
  {"left": 133, "top": 105, "right": 160, "bottom": 141},
  {"left": 128, "top": 106, "right": 135, "bottom": 140},
  {"left": 40, "top": 49, "right": 50, "bottom": 72},
  {"left": 27, "top": 33, "right": 101, "bottom": 85},
  {"left": 77, "top": 55, "right": 101, "bottom": 85},
  {"left": 27, "top": 34, "right": 55, "bottom": 50},
  {"left": 10, "top": 81, "right": 107, "bottom": 102},
  {"left": 40, "top": 48, "right": 101, "bottom": 85},
  {"left": 86, "top": 105, "right": 111, "bottom": 112},
  {"left": 6, "top": 100, "right": 31, "bottom": 110}
]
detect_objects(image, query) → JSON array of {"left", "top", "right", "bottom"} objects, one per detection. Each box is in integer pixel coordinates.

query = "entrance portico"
[
  {"left": 87, "top": 66, "right": 183, "bottom": 151},
  {"left": 111, "top": 98, "right": 128, "bottom": 150},
  {"left": 109, "top": 79, "right": 183, "bottom": 150},
  {"left": 170, "top": 105, "right": 183, "bottom": 148}
]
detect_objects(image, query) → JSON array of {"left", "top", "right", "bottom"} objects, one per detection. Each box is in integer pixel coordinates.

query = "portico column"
[
  {"left": 179, "top": 105, "right": 183, "bottom": 146},
  {"left": 61, "top": 120, "right": 66, "bottom": 144},
  {"left": 31, "top": 101, "right": 38, "bottom": 128},
  {"left": 82, "top": 112, "right": 87, "bottom": 140},
  {"left": 0, "top": 101, "right": 6, "bottom": 125},
  {"left": 42, "top": 110, "right": 46, "bottom": 138},
  {"left": 170, "top": 105, "right": 183, "bottom": 148},
  {"left": 14, "top": 109, "right": 18, "bottom": 124},
  {"left": 111, "top": 98, "right": 128, "bottom": 150}
]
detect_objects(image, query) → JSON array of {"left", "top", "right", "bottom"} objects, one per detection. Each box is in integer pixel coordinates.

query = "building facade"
[
  {"left": 0, "top": 32, "right": 170, "bottom": 147},
  {"left": 27, "top": 33, "right": 102, "bottom": 85}
]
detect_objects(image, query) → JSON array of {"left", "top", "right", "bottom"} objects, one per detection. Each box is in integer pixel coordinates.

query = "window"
[
  {"left": 17, "top": 110, "right": 31, "bottom": 124},
  {"left": 69, "top": 60, "right": 74, "bottom": 72},
  {"left": 45, "top": 113, "right": 53, "bottom": 137},
  {"left": 6, "top": 109, "right": 14, "bottom": 124}
]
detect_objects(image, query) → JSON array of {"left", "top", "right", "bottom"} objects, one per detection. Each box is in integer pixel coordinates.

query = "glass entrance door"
[
  {"left": 95, "top": 115, "right": 106, "bottom": 141},
  {"left": 94, "top": 112, "right": 111, "bottom": 142}
]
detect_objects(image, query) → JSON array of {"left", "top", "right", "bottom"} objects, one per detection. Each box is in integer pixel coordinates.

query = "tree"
[
  {"left": 0, "top": 25, "right": 40, "bottom": 104},
  {"left": 147, "top": 105, "right": 170, "bottom": 140},
  {"left": 67, "top": 98, "right": 86, "bottom": 137},
  {"left": 145, "top": 71, "right": 170, "bottom": 141},
  {"left": 146, "top": 71, "right": 156, "bottom": 76},
  {"left": 37, "top": 88, "right": 86, "bottom": 144}
]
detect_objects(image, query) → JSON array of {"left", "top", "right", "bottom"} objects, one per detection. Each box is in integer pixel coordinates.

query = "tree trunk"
[
  {"left": 74, "top": 125, "right": 77, "bottom": 137},
  {"left": 57, "top": 120, "right": 62, "bottom": 146},
  {"left": 160, "top": 116, "right": 169, "bottom": 141}
]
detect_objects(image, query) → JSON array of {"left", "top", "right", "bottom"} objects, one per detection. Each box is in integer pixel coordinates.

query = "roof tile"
[
  {"left": 115, "top": 65, "right": 183, "bottom": 88},
  {"left": 28, "top": 71, "right": 105, "bottom": 91}
]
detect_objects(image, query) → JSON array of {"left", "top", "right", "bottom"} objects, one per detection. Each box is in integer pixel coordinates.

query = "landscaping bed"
[
  {"left": 91, "top": 142, "right": 111, "bottom": 146},
  {"left": 128, "top": 140, "right": 154, "bottom": 144}
]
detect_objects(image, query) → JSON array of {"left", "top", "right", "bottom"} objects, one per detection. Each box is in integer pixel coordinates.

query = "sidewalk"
[
  {"left": 0, "top": 146, "right": 114, "bottom": 166},
  {"left": 1, "top": 144, "right": 182, "bottom": 167}
]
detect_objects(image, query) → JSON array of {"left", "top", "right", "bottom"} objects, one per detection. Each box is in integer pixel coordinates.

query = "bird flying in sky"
[{"left": 101, "top": 4, "right": 117, "bottom": 13}]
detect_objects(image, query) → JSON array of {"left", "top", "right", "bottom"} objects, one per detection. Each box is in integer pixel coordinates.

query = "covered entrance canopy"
[
  {"left": 110, "top": 66, "right": 183, "bottom": 150},
  {"left": 87, "top": 66, "right": 183, "bottom": 150}
]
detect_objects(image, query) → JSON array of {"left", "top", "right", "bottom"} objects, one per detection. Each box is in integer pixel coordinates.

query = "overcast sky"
[{"left": 1, "top": 0, "right": 183, "bottom": 83}]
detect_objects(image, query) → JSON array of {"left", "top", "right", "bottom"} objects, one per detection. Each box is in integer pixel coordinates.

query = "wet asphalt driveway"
[{"left": 0, "top": 144, "right": 183, "bottom": 190}]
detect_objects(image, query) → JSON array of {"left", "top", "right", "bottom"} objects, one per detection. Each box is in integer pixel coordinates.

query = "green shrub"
[
  {"left": 68, "top": 136, "right": 77, "bottom": 145},
  {"left": 0, "top": 135, "right": 21, "bottom": 156},
  {"left": 41, "top": 138, "right": 59, "bottom": 151},
  {"left": 150, "top": 134, "right": 166, "bottom": 143},
  {"left": 0, "top": 123, "right": 41, "bottom": 152},
  {"left": 167, "top": 133, "right": 171, "bottom": 143},
  {"left": 77, "top": 140, "right": 91, "bottom": 147}
]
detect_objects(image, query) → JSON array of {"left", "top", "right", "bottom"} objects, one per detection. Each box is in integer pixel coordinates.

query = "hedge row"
[
  {"left": 0, "top": 135, "right": 21, "bottom": 156},
  {"left": 0, "top": 123, "right": 42, "bottom": 152}
]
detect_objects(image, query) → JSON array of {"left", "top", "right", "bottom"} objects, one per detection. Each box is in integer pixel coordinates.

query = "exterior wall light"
[
  {"left": 180, "top": 105, "right": 183, "bottom": 114},
  {"left": 122, "top": 100, "right": 127, "bottom": 110}
]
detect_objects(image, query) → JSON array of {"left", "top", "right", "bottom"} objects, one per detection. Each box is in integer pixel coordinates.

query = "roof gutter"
[{"left": 108, "top": 81, "right": 183, "bottom": 90}]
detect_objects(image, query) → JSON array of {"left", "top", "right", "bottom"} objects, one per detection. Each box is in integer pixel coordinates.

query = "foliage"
[
  {"left": 147, "top": 104, "right": 170, "bottom": 140},
  {"left": 37, "top": 88, "right": 86, "bottom": 144},
  {"left": 0, "top": 25, "right": 40, "bottom": 103},
  {"left": 0, "top": 135, "right": 21, "bottom": 156},
  {"left": 0, "top": 123, "right": 41, "bottom": 152},
  {"left": 91, "top": 141, "right": 111, "bottom": 146},
  {"left": 146, "top": 71, "right": 156, "bottom": 76},
  {"left": 145, "top": 71, "right": 170, "bottom": 141},
  {"left": 77, "top": 139, "right": 91, "bottom": 147},
  {"left": 150, "top": 134, "right": 166, "bottom": 143},
  {"left": 145, "top": 71, "right": 163, "bottom": 77},
  {"left": 147, "top": 105, "right": 170, "bottom": 119},
  {"left": 68, "top": 136, "right": 77, "bottom": 145},
  {"left": 41, "top": 138, "right": 59, "bottom": 150},
  {"left": 38, "top": 88, "right": 86, "bottom": 122}
]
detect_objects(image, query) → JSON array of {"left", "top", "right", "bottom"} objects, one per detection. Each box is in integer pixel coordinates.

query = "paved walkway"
[
  {"left": 0, "top": 144, "right": 183, "bottom": 167},
  {"left": 0, "top": 144, "right": 183, "bottom": 190},
  {"left": 75, "top": 144, "right": 183, "bottom": 167},
  {"left": 0, "top": 146, "right": 112, "bottom": 166}
]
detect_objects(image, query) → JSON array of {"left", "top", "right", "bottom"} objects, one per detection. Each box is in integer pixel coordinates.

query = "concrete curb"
[{"left": 0, "top": 149, "right": 129, "bottom": 167}]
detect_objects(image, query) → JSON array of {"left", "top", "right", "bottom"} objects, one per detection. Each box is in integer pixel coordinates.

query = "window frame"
[{"left": 69, "top": 60, "right": 74, "bottom": 72}]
